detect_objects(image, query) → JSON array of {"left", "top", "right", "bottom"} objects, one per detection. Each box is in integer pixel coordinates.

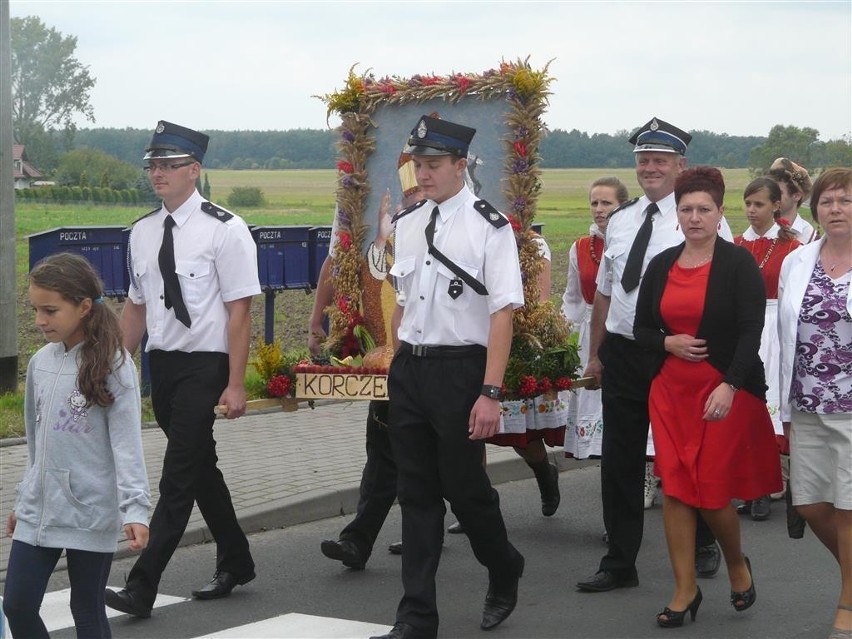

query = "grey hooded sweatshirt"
[{"left": 14, "top": 341, "right": 150, "bottom": 553}]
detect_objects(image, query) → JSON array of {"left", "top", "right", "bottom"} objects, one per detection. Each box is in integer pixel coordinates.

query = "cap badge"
[
  {"left": 155, "top": 122, "right": 165, "bottom": 134},
  {"left": 649, "top": 118, "right": 659, "bottom": 132},
  {"left": 417, "top": 120, "right": 428, "bottom": 139}
]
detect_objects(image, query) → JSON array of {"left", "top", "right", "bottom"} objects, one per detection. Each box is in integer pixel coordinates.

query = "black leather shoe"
[
  {"left": 191, "top": 570, "right": 256, "bottom": 599},
  {"left": 576, "top": 569, "right": 639, "bottom": 592},
  {"left": 447, "top": 520, "right": 464, "bottom": 534},
  {"left": 321, "top": 539, "right": 366, "bottom": 570},
  {"left": 750, "top": 495, "right": 771, "bottom": 521},
  {"left": 104, "top": 587, "right": 153, "bottom": 618},
  {"left": 537, "top": 463, "right": 561, "bottom": 517},
  {"left": 388, "top": 541, "right": 403, "bottom": 555},
  {"left": 481, "top": 554, "right": 524, "bottom": 630},
  {"left": 695, "top": 541, "right": 722, "bottom": 578},
  {"left": 369, "top": 622, "right": 434, "bottom": 639}
]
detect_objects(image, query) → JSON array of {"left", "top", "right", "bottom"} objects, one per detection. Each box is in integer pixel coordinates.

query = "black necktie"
[
  {"left": 621, "top": 202, "right": 659, "bottom": 293},
  {"left": 158, "top": 216, "right": 191, "bottom": 328},
  {"left": 424, "top": 206, "right": 488, "bottom": 295}
]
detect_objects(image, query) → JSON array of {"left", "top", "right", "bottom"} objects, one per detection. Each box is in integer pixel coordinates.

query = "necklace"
[
  {"left": 680, "top": 251, "right": 713, "bottom": 269},
  {"left": 736, "top": 235, "right": 778, "bottom": 270},
  {"left": 588, "top": 235, "right": 603, "bottom": 266},
  {"left": 821, "top": 241, "right": 852, "bottom": 273},
  {"left": 753, "top": 238, "right": 777, "bottom": 270}
]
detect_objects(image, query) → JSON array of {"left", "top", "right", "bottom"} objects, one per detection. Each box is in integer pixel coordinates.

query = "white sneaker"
[{"left": 643, "top": 461, "right": 658, "bottom": 509}]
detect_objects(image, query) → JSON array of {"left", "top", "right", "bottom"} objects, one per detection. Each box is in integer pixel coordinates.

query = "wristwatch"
[{"left": 481, "top": 384, "right": 504, "bottom": 401}]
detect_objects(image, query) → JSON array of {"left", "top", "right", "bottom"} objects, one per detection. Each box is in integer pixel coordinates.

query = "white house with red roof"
[{"left": 12, "top": 144, "right": 44, "bottom": 189}]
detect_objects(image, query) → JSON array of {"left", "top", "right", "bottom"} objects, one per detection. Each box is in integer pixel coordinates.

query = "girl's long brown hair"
[{"left": 29, "top": 253, "right": 125, "bottom": 407}]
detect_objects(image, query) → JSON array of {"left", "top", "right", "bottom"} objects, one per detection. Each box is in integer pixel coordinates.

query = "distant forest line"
[{"left": 72, "top": 127, "right": 768, "bottom": 170}]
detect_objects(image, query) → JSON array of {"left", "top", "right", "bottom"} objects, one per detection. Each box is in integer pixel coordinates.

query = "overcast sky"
[{"left": 10, "top": 0, "right": 852, "bottom": 141}]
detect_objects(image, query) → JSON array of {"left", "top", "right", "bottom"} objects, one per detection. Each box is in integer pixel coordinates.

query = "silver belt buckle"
[{"left": 411, "top": 344, "right": 426, "bottom": 357}]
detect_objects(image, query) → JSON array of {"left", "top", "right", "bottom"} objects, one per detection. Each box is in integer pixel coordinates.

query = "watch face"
[{"left": 482, "top": 385, "right": 502, "bottom": 400}]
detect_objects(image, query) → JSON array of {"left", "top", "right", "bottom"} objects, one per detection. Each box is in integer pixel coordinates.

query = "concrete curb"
[{"left": 110, "top": 452, "right": 598, "bottom": 563}]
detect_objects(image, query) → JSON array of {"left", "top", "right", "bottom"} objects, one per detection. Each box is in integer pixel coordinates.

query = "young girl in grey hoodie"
[{"left": 3, "top": 253, "right": 150, "bottom": 638}]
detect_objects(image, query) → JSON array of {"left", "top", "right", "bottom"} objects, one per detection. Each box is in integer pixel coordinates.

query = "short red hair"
[{"left": 675, "top": 166, "right": 725, "bottom": 208}]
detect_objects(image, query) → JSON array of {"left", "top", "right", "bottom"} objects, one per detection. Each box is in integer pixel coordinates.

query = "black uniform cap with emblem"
[
  {"left": 143, "top": 120, "right": 209, "bottom": 163},
  {"left": 628, "top": 117, "right": 691, "bottom": 156},
  {"left": 406, "top": 115, "right": 476, "bottom": 158}
]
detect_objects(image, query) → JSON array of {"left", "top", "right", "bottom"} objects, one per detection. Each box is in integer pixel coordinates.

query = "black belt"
[{"left": 399, "top": 342, "right": 486, "bottom": 358}]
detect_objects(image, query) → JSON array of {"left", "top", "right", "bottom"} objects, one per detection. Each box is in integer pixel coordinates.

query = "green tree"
[
  {"left": 11, "top": 17, "right": 95, "bottom": 140},
  {"left": 203, "top": 173, "right": 212, "bottom": 200},
  {"left": 54, "top": 148, "right": 140, "bottom": 190},
  {"left": 816, "top": 136, "right": 852, "bottom": 169},
  {"left": 227, "top": 186, "right": 265, "bottom": 208},
  {"left": 749, "top": 125, "right": 820, "bottom": 171}
]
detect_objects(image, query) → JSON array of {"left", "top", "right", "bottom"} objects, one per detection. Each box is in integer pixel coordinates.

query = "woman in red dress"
[
  {"left": 634, "top": 167, "right": 782, "bottom": 627},
  {"left": 734, "top": 177, "right": 801, "bottom": 521}
]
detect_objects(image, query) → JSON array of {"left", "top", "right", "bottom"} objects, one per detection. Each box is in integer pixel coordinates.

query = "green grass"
[{"left": 2, "top": 167, "right": 755, "bottom": 437}]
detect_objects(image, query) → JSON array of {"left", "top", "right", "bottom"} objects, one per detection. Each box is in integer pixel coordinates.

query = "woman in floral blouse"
[{"left": 778, "top": 167, "right": 852, "bottom": 639}]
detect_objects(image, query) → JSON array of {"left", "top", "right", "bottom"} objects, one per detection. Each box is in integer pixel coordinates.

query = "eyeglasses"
[{"left": 144, "top": 161, "right": 195, "bottom": 174}]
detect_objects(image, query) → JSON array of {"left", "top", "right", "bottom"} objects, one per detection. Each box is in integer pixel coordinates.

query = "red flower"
[
  {"left": 267, "top": 375, "right": 291, "bottom": 398},
  {"left": 507, "top": 215, "right": 522, "bottom": 235},
  {"left": 555, "top": 376, "right": 573, "bottom": 391},
  {"left": 537, "top": 377, "right": 553, "bottom": 394},
  {"left": 380, "top": 83, "right": 396, "bottom": 94},
  {"left": 513, "top": 141, "right": 527, "bottom": 157},
  {"left": 777, "top": 217, "right": 791, "bottom": 228},
  {"left": 518, "top": 375, "right": 538, "bottom": 398},
  {"left": 421, "top": 75, "right": 442, "bottom": 86},
  {"left": 336, "top": 160, "right": 354, "bottom": 174},
  {"left": 453, "top": 74, "right": 471, "bottom": 94},
  {"left": 337, "top": 231, "right": 352, "bottom": 251}
]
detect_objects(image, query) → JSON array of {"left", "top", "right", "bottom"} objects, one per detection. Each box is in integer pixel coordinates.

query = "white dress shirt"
[
  {"left": 391, "top": 185, "right": 524, "bottom": 347},
  {"left": 128, "top": 190, "right": 260, "bottom": 353},
  {"left": 596, "top": 192, "right": 733, "bottom": 338}
]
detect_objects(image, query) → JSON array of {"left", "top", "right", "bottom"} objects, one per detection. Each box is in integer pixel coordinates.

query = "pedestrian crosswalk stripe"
[
  {"left": 37, "top": 587, "right": 187, "bottom": 632},
  {"left": 24, "top": 589, "right": 390, "bottom": 638},
  {"left": 195, "top": 613, "right": 391, "bottom": 638}
]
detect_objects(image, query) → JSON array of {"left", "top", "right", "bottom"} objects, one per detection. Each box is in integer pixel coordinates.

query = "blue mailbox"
[
  {"left": 308, "top": 225, "right": 333, "bottom": 289},
  {"left": 28, "top": 226, "right": 130, "bottom": 297},
  {"left": 251, "top": 225, "right": 312, "bottom": 291}
]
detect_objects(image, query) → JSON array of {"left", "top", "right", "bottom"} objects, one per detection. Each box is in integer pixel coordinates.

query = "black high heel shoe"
[
  {"left": 730, "top": 555, "right": 756, "bottom": 612},
  {"left": 656, "top": 587, "right": 703, "bottom": 628}
]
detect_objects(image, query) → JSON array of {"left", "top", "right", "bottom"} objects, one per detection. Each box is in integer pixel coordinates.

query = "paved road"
[
  {"left": 0, "top": 399, "right": 566, "bottom": 580},
  {"left": 24, "top": 468, "right": 840, "bottom": 639}
]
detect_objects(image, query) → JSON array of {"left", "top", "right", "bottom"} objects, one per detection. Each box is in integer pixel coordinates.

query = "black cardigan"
[{"left": 633, "top": 236, "right": 768, "bottom": 399}]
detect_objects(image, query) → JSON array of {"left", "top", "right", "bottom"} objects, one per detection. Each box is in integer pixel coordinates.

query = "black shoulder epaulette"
[
  {"left": 473, "top": 199, "right": 509, "bottom": 228},
  {"left": 392, "top": 198, "right": 427, "bottom": 223},
  {"left": 607, "top": 197, "right": 639, "bottom": 219},
  {"left": 132, "top": 207, "right": 160, "bottom": 225},
  {"left": 201, "top": 201, "right": 234, "bottom": 222}
]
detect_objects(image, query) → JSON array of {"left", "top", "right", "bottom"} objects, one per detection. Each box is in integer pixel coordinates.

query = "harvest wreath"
[{"left": 244, "top": 58, "right": 586, "bottom": 410}]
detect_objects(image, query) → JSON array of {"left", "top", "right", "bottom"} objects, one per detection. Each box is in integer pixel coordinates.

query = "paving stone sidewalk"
[{"left": 0, "top": 400, "right": 571, "bottom": 581}]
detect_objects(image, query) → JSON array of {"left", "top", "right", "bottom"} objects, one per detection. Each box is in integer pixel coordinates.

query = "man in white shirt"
[
  {"left": 105, "top": 121, "right": 259, "bottom": 618},
  {"left": 577, "top": 117, "right": 731, "bottom": 593},
  {"left": 371, "top": 116, "right": 525, "bottom": 639}
]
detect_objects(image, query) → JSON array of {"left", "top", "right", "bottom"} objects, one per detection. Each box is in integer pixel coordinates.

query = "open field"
[{"left": 3, "top": 168, "right": 757, "bottom": 437}]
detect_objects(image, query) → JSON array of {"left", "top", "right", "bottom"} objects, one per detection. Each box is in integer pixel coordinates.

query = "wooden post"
[{"left": 0, "top": 0, "right": 19, "bottom": 393}]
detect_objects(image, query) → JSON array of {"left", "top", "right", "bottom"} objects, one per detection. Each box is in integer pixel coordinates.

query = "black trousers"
[
  {"left": 598, "top": 333, "right": 714, "bottom": 577},
  {"left": 125, "top": 350, "right": 254, "bottom": 601},
  {"left": 387, "top": 347, "right": 521, "bottom": 635},
  {"left": 339, "top": 401, "right": 398, "bottom": 559}
]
